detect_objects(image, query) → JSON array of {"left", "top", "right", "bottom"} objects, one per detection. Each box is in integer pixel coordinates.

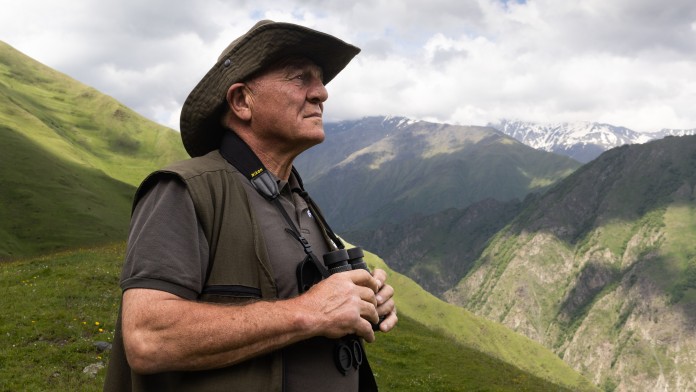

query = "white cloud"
[{"left": 1, "top": 0, "right": 696, "bottom": 132}]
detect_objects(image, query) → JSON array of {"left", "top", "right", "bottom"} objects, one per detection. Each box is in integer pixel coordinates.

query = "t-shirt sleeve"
[{"left": 120, "top": 176, "right": 209, "bottom": 300}]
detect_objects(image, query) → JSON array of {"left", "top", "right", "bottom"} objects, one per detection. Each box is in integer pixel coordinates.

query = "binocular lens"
[{"left": 334, "top": 338, "right": 364, "bottom": 375}]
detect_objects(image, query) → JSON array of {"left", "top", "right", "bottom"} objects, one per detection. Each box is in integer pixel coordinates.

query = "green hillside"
[
  {"left": 0, "top": 127, "right": 133, "bottom": 258},
  {"left": 0, "top": 243, "right": 595, "bottom": 391},
  {"left": 0, "top": 41, "right": 188, "bottom": 259},
  {"left": 361, "top": 247, "right": 595, "bottom": 391},
  {"left": 345, "top": 198, "right": 522, "bottom": 297},
  {"left": 447, "top": 136, "right": 696, "bottom": 391}
]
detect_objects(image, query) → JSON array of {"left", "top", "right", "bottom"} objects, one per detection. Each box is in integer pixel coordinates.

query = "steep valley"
[{"left": 445, "top": 136, "right": 696, "bottom": 391}]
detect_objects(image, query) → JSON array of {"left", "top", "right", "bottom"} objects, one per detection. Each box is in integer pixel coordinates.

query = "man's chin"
[{"left": 301, "top": 131, "right": 325, "bottom": 151}]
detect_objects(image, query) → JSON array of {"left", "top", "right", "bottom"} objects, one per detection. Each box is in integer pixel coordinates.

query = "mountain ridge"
[
  {"left": 490, "top": 119, "right": 696, "bottom": 163},
  {"left": 296, "top": 116, "right": 581, "bottom": 231},
  {"left": 445, "top": 134, "right": 696, "bottom": 391}
]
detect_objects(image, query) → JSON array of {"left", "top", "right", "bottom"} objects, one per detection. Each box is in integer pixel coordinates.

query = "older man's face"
[{"left": 245, "top": 57, "right": 328, "bottom": 154}]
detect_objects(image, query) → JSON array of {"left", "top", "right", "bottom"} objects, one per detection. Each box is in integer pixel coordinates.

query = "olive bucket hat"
[{"left": 180, "top": 20, "right": 361, "bottom": 157}]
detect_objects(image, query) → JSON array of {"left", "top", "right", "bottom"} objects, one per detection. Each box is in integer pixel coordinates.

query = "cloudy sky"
[{"left": 2, "top": 0, "right": 695, "bottom": 132}]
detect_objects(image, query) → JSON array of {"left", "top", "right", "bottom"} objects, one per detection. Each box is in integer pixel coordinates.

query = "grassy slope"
[
  {"left": 0, "top": 244, "right": 596, "bottom": 391},
  {"left": 0, "top": 41, "right": 188, "bottom": 187},
  {"left": 0, "top": 126, "right": 134, "bottom": 259},
  {"left": 0, "top": 41, "right": 188, "bottom": 259},
  {"left": 361, "top": 248, "right": 597, "bottom": 391},
  {"left": 368, "top": 314, "right": 574, "bottom": 391}
]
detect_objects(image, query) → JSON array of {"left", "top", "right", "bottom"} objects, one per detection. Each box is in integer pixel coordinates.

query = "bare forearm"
[
  {"left": 122, "top": 289, "right": 318, "bottom": 374},
  {"left": 122, "top": 270, "right": 389, "bottom": 375}
]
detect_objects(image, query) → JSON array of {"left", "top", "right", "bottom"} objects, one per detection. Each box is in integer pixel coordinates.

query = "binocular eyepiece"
[{"left": 322, "top": 247, "right": 369, "bottom": 275}]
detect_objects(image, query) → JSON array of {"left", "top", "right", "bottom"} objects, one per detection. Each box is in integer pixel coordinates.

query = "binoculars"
[
  {"left": 322, "top": 247, "right": 380, "bottom": 375},
  {"left": 323, "top": 247, "right": 385, "bottom": 332},
  {"left": 296, "top": 246, "right": 385, "bottom": 331}
]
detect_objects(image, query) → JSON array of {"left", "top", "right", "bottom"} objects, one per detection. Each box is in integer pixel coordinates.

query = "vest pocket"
[{"left": 200, "top": 285, "right": 262, "bottom": 304}]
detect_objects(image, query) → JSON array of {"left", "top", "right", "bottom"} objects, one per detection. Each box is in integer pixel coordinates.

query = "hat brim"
[{"left": 180, "top": 22, "right": 361, "bottom": 158}]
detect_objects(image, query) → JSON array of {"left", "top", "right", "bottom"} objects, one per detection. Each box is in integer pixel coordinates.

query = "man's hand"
[
  {"left": 295, "top": 269, "right": 380, "bottom": 342},
  {"left": 372, "top": 268, "right": 397, "bottom": 333},
  {"left": 295, "top": 267, "right": 397, "bottom": 343}
]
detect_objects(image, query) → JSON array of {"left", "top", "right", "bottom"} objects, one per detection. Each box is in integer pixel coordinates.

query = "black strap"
[
  {"left": 219, "top": 131, "right": 279, "bottom": 200},
  {"left": 290, "top": 168, "right": 345, "bottom": 250},
  {"left": 219, "top": 131, "right": 329, "bottom": 278}
]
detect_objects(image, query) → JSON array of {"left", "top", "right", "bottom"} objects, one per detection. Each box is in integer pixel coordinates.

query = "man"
[{"left": 104, "top": 20, "right": 397, "bottom": 392}]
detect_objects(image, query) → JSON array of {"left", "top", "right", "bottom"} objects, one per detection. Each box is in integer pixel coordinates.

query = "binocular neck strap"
[
  {"left": 290, "top": 181, "right": 344, "bottom": 250},
  {"left": 218, "top": 131, "right": 329, "bottom": 278}
]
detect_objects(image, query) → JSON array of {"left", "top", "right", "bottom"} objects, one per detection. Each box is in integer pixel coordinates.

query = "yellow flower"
[{"left": 95, "top": 321, "right": 100, "bottom": 326}]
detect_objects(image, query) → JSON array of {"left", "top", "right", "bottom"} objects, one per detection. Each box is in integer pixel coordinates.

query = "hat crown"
[{"left": 217, "top": 19, "right": 275, "bottom": 63}]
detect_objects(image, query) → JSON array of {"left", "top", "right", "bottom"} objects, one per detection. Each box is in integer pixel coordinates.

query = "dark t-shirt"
[{"left": 120, "top": 171, "right": 359, "bottom": 391}]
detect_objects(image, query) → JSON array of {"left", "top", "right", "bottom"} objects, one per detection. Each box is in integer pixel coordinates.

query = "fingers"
[
  {"left": 370, "top": 268, "right": 398, "bottom": 333},
  {"left": 378, "top": 305, "right": 398, "bottom": 333},
  {"left": 372, "top": 268, "right": 387, "bottom": 288},
  {"left": 347, "top": 269, "right": 380, "bottom": 293},
  {"left": 375, "top": 281, "right": 394, "bottom": 307}
]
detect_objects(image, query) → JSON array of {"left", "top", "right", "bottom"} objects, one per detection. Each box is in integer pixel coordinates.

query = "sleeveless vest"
[
  {"left": 104, "top": 151, "right": 283, "bottom": 392},
  {"left": 104, "top": 150, "right": 378, "bottom": 391}
]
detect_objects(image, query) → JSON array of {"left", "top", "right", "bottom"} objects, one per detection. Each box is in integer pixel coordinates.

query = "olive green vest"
[{"left": 104, "top": 151, "right": 283, "bottom": 392}]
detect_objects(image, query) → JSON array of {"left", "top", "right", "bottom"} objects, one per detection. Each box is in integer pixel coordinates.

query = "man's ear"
[{"left": 226, "top": 83, "right": 252, "bottom": 121}]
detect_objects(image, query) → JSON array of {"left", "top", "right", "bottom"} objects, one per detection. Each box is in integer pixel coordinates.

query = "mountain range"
[
  {"left": 0, "top": 40, "right": 594, "bottom": 391},
  {"left": 490, "top": 119, "right": 696, "bottom": 163},
  {"left": 297, "top": 116, "right": 696, "bottom": 390},
  {"left": 295, "top": 116, "right": 580, "bottom": 231}
]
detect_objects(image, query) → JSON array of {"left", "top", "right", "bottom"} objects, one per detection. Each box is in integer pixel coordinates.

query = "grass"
[
  {"left": 368, "top": 315, "right": 572, "bottom": 391},
  {"left": 0, "top": 126, "right": 134, "bottom": 259},
  {"left": 0, "top": 244, "right": 123, "bottom": 392},
  {"left": 0, "top": 41, "right": 188, "bottom": 187},
  {"left": 0, "top": 243, "right": 595, "bottom": 392}
]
